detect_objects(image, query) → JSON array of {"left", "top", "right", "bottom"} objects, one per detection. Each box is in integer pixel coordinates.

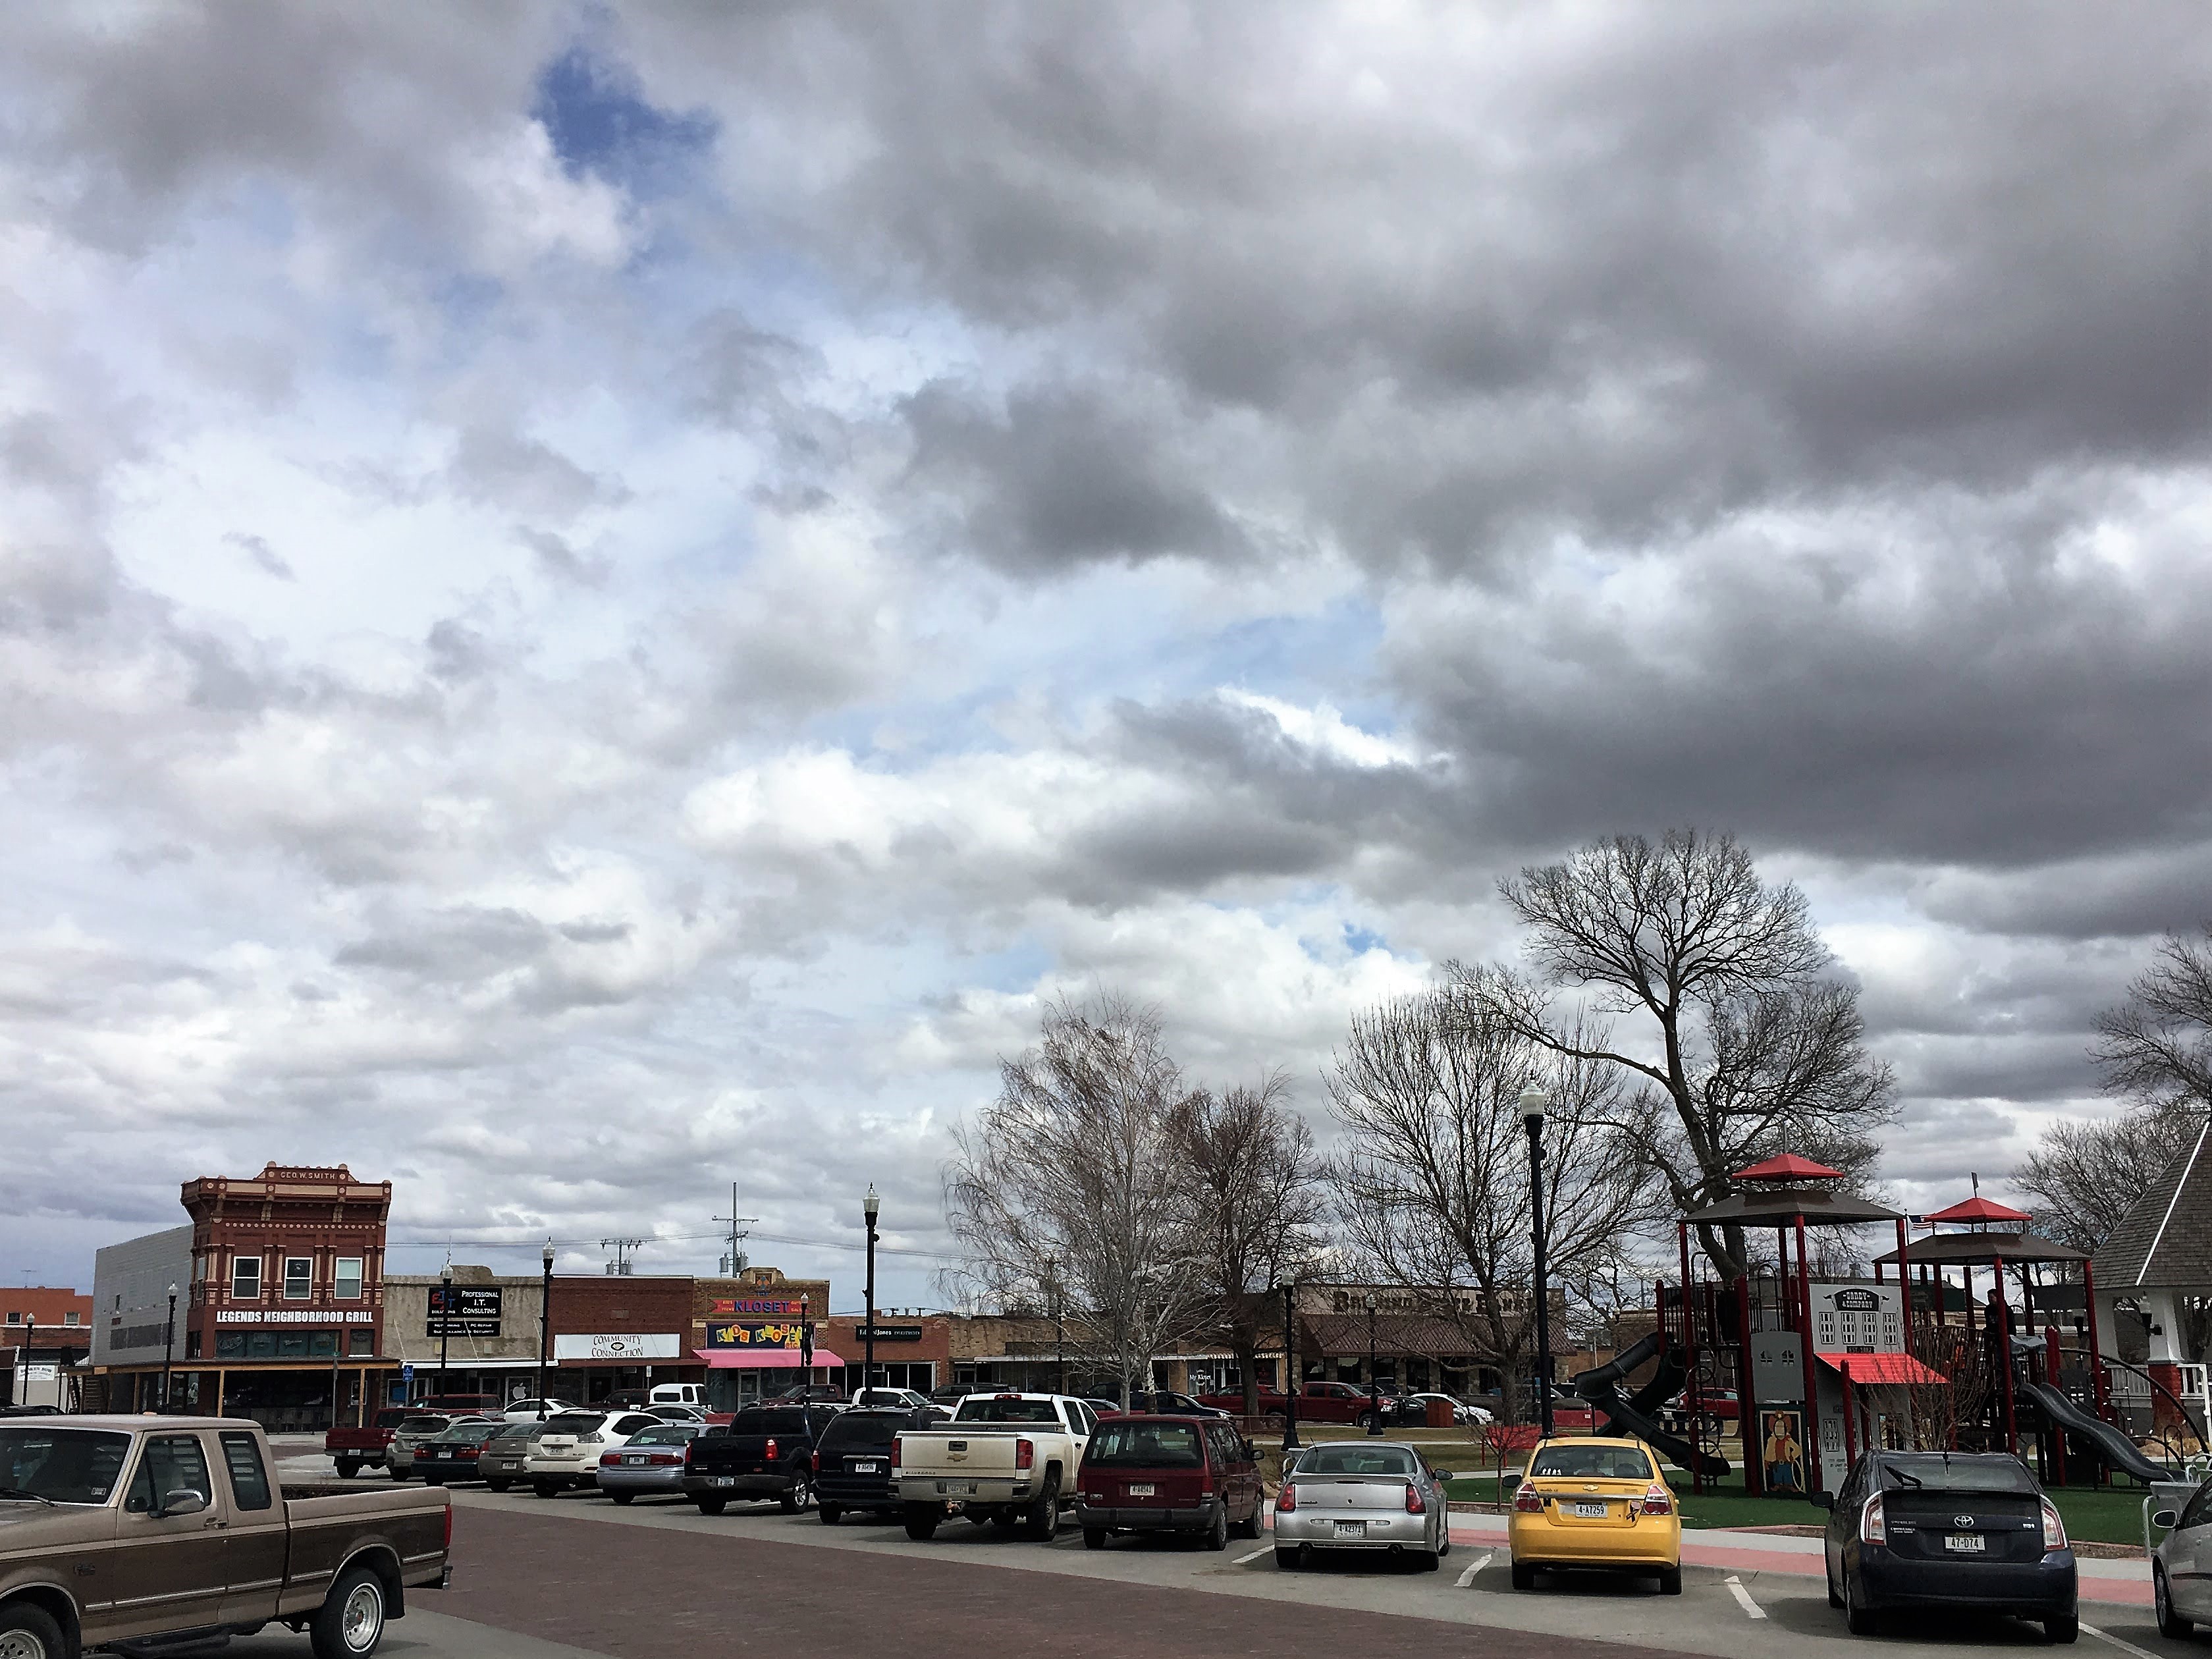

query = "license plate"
[
  {"left": 853, "top": 1461, "right": 880, "bottom": 1474},
  {"left": 939, "top": 1481, "right": 976, "bottom": 1496},
  {"left": 1334, "top": 1520, "right": 1364, "bottom": 1538},
  {"left": 1573, "top": 1502, "right": 1609, "bottom": 1519},
  {"left": 713, "top": 1477, "right": 736, "bottom": 1487},
  {"left": 1128, "top": 1483, "right": 1155, "bottom": 1497},
  {"left": 1945, "top": 1535, "right": 1986, "bottom": 1553},
  {"left": 625, "top": 1455, "right": 647, "bottom": 1465}
]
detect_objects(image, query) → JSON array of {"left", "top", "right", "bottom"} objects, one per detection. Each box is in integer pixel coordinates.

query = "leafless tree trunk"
[
  {"left": 941, "top": 992, "right": 1206, "bottom": 1408},
  {"left": 1460, "top": 829, "right": 1897, "bottom": 1280},
  {"left": 1183, "top": 1074, "right": 1327, "bottom": 1415},
  {"left": 1324, "top": 990, "right": 1660, "bottom": 1422}
]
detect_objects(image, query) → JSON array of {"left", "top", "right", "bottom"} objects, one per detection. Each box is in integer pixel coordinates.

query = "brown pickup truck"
[{"left": 0, "top": 1415, "right": 449, "bottom": 1659}]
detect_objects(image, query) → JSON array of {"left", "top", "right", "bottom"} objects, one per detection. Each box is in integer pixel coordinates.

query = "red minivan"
[{"left": 1075, "top": 1415, "right": 1266, "bottom": 1551}]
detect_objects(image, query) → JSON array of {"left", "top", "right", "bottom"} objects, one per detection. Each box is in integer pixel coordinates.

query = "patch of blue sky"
[
  {"left": 1341, "top": 922, "right": 1389, "bottom": 956},
  {"left": 531, "top": 40, "right": 716, "bottom": 198}
]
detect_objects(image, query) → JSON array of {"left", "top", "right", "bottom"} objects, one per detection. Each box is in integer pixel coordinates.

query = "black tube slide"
[
  {"left": 1565, "top": 1334, "right": 1731, "bottom": 1479},
  {"left": 2018, "top": 1379, "right": 2169, "bottom": 1486}
]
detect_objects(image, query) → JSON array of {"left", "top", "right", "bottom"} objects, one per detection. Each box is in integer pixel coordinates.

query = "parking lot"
[{"left": 263, "top": 1438, "right": 2193, "bottom": 1659}]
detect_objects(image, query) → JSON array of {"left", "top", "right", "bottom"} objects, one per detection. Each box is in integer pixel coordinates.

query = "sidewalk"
[{"left": 1442, "top": 1511, "right": 2151, "bottom": 1607}]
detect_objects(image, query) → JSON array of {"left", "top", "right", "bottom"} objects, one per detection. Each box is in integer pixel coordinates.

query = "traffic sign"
[{"left": 401, "top": 1363, "right": 415, "bottom": 1380}]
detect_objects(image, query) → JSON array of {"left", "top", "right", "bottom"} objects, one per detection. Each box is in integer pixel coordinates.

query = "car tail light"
[
  {"left": 443, "top": 1501, "right": 453, "bottom": 1552},
  {"left": 812, "top": 1450, "right": 821, "bottom": 1473},
  {"left": 683, "top": 1439, "right": 695, "bottom": 1466},
  {"left": 1016, "top": 1437, "right": 1035, "bottom": 1471},
  {"left": 1405, "top": 1482, "right": 1426, "bottom": 1514},
  {"left": 891, "top": 1438, "right": 902, "bottom": 1470},
  {"left": 650, "top": 1453, "right": 683, "bottom": 1467},
  {"left": 1514, "top": 1482, "right": 1544, "bottom": 1513},
  {"left": 599, "top": 1452, "right": 621, "bottom": 1467},
  {"left": 1276, "top": 1484, "right": 1296, "bottom": 1513},
  {"left": 1860, "top": 1492, "right": 1887, "bottom": 1546},
  {"left": 1642, "top": 1483, "right": 1672, "bottom": 1515},
  {"left": 2041, "top": 1497, "right": 2067, "bottom": 1551}
]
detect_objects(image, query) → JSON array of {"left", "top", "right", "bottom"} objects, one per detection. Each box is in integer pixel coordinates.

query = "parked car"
[
  {"left": 894, "top": 1392, "right": 1098, "bottom": 1540},
  {"left": 1123, "top": 1391, "right": 1230, "bottom": 1420},
  {"left": 389, "top": 1414, "right": 477, "bottom": 1481},
  {"left": 683, "top": 1403, "right": 839, "bottom": 1514},
  {"left": 1507, "top": 1436, "right": 1680, "bottom": 1593},
  {"left": 930, "top": 1385, "right": 973, "bottom": 1407},
  {"left": 815, "top": 1407, "right": 934, "bottom": 1524},
  {"left": 595, "top": 1422, "right": 703, "bottom": 1505},
  {"left": 1081, "top": 1397, "right": 1124, "bottom": 1419},
  {"left": 1818, "top": 1449, "right": 2076, "bottom": 1641},
  {"left": 851, "top": 1386, "right": 943, "bottom": 1415},
  {"left": 648, "top": 1383, "right": 707, "bottom": 1410},
  {"left": 0, "top": 1405, "right": 63, "bottom": 1417},
  {"left": 326, "top": 1405, "right": 416, "bottom": 1478},
  {"left": 523, "top": 1410, "right": 664, "bottom": 1497},
  {"left": 414, "top": 1417, "right": 512, "bottom": 1484},
  {"left": 415, "top": 1393, "right": 501, "bottom": 1416},
  {"left": 1076, "top": 1414, "right": 1264, "bottom": 1550},
  {"left": 1195, "top": 1380, "right": 1374, "bottom": 1423},
  {"left": 0, "top": 1414, "right": 450, "bottom": 1658},
  {"left": 500, "top": 1398, "right": 580, "bottom": 1422},
  {"left": 1274, "top": 1438, "right": 1453, "bottom": 1571},
  {"left": 2155, "top": 1476, "right": 2212, "bottom": 1637},
  {"left": 477, "top": 1420, "right": 550, "bottom": 1492},
  {"left": 647, "top": 1404, "right": 707, "bottom": 1424}
]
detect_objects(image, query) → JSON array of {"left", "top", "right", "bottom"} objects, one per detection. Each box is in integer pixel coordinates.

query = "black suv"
[
  {"left": 1818, "top": 1450, "right": 2076, "bottom": 1642},
  {"left": 813, "top": 1407, "right": 934, "bottom": 1524}
]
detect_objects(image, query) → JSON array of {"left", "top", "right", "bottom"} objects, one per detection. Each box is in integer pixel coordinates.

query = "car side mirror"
[
  {"left": 1432, "top": 1469, "right": 1455, "bottom": 1482},
  {"left": 159, "top": 1490, "right": 208, "bottom": 1517},
  {"left": 2156, "top": 1509, "right": 2179, "bottom": 1529},
  {"left": 1810, "top": 1492, "right": 1835, "bottom": 1510}
]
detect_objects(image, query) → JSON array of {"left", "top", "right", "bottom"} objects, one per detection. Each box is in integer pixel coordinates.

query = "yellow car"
[{"left": 1508, "top": 1436, "right": 1683, "bottom": 1594}]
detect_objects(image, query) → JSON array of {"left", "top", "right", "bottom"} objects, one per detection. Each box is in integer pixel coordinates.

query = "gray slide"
[{"left": 2018, "top": 1379, "right": 2169, "bottom": 1486}]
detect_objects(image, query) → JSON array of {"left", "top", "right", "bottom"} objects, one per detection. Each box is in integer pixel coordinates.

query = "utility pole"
[
  {"left": 716, "top": 1184, "right": 758, "bottom": 1276},
  {"left": 599, "top": 1238, "right": 646, "bottom": 1276}
]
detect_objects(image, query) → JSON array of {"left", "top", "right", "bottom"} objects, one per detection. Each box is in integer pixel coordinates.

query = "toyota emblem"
[{"left": 1953, "top": 1514, "right": 1974, "bottom": 1528}]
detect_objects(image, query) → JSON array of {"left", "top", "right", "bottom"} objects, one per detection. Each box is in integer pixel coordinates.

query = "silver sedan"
[
  {"left": 594, "top": 1423, "right": 703, "bottom": 1504},
  {"left": 1273, "top": 1441, "right": 1454, "bottom": 1571}
]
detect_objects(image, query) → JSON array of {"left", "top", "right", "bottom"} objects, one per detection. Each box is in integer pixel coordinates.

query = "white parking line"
[
  {"left": 1234, "top": 1547, "right": 1272, "bottom": 1565},
  {"left": 2082, "top": 1621, "right": 2163, "bottom": 1659},
  {"left": 1723, "top": 1575, "right": 1767, "bottom": 1619},
  {"left": 1456, "top": 1551, "right": 1492, "bottom": 1588}
]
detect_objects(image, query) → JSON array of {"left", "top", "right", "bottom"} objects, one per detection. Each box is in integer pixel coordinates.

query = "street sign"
[{"left": 401, "top": 1363, "right": 415, "bottom": 1381}]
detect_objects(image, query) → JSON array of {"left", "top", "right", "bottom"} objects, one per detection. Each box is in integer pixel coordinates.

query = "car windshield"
[
  {"left": 1879, "top": 1455, "right": 2036, "bottom": 1493},
  {"left": 1297, "top": 1444, "right": 1418, "bottom": 1477},
  {"left": 545, "top": 1413, "right": 605, "bottom": 1432},
  {"left": 822, "top": 1413, "right": 905, "bottom": 1450},
  {"left": 1529, "top": 1444, "right": 1654, "bottom": 1481},
  {"left": 0, "top": 1428, "right": 133, "bottom": 1505},
  {"left": 627, "top": 1425, "right": 699, "bottom": 1446},
  {"left": 433, "top": 1422, "right": 490, "bottom": 1442},
  {"left": 955, "top": 1398, "right": 1063, "bottom": 1424},
  {"left": 1087, "top": 1423, "right": 1204, "bottom": 1468}
]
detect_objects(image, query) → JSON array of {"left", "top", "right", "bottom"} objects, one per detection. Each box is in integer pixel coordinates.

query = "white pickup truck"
[{"left": 892, "top": 1392, "right": 1097, "bottom": 1540}]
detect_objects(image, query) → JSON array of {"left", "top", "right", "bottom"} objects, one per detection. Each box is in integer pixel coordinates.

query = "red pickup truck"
[
  {"left": 1194, "top": 1381, "right": 1378, "bottom": 1424},
  {"left": 325, "top": 1407, "right": 416, "bottom": 1479}
]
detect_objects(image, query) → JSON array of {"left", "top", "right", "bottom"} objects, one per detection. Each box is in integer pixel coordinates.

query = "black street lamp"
[
  {"left": 162, "top": 1284, "right": 178, "bottom": 1413},
  {"left": 1365, "top": 1291, "right": 1383, "bottom": 1435},
  {"left": 435, "top": 1261, "right": 454, "bottom": 1404},
  {"left": 799, "top": 1295, "right": 813, "bottom": 1390},
  {"left": 1280, "top": 1278, "right": 1300, "bottom": 1452},
  {"left": 536, "top": 1239, "right": 554, "bottom": 1419},
  {"left": 1044, "top": 1253, "right": 1066, "bottom": 1395},
  {"left": 863, "top": 1185, "right": 880, "bottom": 1394},
  {"left": 1522, "top": 1082, "right": 1553, "bottom": 1438}
]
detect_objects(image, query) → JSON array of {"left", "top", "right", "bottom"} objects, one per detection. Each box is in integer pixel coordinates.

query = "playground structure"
[{"left": 1558, "top": 1153, "right": 2199, "bottom": 1502}]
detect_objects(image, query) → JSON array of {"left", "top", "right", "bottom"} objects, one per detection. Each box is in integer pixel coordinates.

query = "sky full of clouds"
[{"left": 3, "top": 2, "right": 2207, "bottom": 1309}]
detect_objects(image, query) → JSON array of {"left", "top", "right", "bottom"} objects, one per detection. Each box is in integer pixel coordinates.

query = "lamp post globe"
[
  {"left": 863, "top": 1185, "right": 880, "bottom": 1394},
  {"left": 1365, "top": 1291, "right": 1383, "bottom": 1435},
  {"left": 1520, "top": 1083, "right": 1553, "bottom": 1437}
]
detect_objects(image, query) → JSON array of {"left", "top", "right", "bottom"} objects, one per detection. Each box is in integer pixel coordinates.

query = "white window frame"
[
  {"left": 334, "top": 1257, "right": 364, "bottom": 1301},
  {"left": 283, "top": 1258, "right": 313, "bottom": 1301},
  {"left": 231, "top": 1257, "right": 263, "bottom": 1301},
  {"left": 64, "top": 1311, "right": 81, "bottom": 1327}
]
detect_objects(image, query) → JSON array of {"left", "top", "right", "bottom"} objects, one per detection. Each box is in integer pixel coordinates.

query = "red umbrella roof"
[
  {"left": 1732, "top": 1154, "right": 1846, "bottom": 1182},
  {"left": 1925, "top": 1194, "right": 2032, "bottom": 1224}
]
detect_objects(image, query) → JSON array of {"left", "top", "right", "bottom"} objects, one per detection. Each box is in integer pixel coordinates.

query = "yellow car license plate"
[{"left": 1573, "top": 1502, "right": 1609, "bottom": 1518}]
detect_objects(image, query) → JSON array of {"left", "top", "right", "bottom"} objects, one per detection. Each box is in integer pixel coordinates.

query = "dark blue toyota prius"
[{"left": 1818, "top": 1451, "right": 2078, "bottom": 1643}]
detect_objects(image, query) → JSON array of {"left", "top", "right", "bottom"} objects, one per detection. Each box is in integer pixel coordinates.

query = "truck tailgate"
[{"left": 897, "top": 1430, "right": 1023, "bottom": 1478}]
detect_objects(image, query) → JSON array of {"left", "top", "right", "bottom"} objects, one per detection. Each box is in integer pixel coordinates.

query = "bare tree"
[
  {"left": 1461, "top": 829, "right": 1897, "bottom": 1280},
  {"left": 1325, "top": 990, "right": 1660, "bottom": 1421},
  {"left": 942, "top": 993, "right": 1206, "bottom": 1407},
  {"left": 2014, "top": 1099, "right": 2201, "bottom": 1253},
  {"left": 1183, "top": 1074, "right": 1327, "bottom": 1414},
  {"left": 2095, "top": 927, "right": 2212, "bottom": 1111}
]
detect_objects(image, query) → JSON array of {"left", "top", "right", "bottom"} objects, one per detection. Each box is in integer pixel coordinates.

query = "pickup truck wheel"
[
  {"left": 311, "top": 1564, "right": 387, "bottom": 1658},
  {"left": 904, "top": 1502, "right": 942, "bottom": 1540},
  {"left": 695, "top": 1496, "right": 728, "bottom": 1515},
  {"left": 779, "top": 1477, "right": 812, "bottom": 1515},
  {"left": 334, "top": 1459, "right": 360, "bottom": 1480},
  {"left": 0, "top": 1602, "right": 64, "bottom": 1659}
]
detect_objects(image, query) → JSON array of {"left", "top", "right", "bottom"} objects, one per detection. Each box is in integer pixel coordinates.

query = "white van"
[{"left": 648, "top": 1382, "right": 705, "bottom": 1409}]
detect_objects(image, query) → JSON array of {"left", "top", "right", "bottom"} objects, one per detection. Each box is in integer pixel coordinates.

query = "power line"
[{"left": 382, "top": 1227, "right": 953, "bottom": 1262}]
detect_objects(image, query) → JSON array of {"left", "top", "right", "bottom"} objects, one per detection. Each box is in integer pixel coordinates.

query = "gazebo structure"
[{"left": 2093, "top": 1116, "right": 2212, "bottom": 1443}]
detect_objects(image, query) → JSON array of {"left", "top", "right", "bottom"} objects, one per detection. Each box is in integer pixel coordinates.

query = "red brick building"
[{"left": 3, "top": 1286, "right": 94, "bottom": 1409}]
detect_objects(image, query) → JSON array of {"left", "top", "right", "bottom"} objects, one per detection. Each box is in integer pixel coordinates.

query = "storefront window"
[
  {"left": 334, "top": 1258, "right": 364, "bottom": 1300},
  {"left": 277, "top": 1332, "right": 310, "bottom": 1358},
  {"left": 217, "top": 1333, "right": 248, "bottom": 1359},
  {"left": 247, "top": 1333, "right": 277, "bottom": 1360},
  {"left": 309, "top": 1331, "right": 338, "bottom": 1357},
  {"left": 348, "top": 1328, "right": 374, "bottom": 1356}
]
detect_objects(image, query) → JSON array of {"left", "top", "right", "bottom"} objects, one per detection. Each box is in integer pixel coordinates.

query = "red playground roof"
[
  {"left": 1733, "top": 1154, "right": 1846, "bottom": 1182},
  {"left": 1925, "top": 1194, "right": 2032, "bottom": 1225},
  {"left": 1819, "top": 1352, "right": 1947, "bottom": 1387}
]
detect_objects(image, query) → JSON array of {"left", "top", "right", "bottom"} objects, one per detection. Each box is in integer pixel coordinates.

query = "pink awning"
[{"left": 693, "top": 1348, "right": 846, "bottom": 1371}]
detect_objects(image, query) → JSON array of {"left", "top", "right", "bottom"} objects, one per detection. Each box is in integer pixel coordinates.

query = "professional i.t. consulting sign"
[{"left": 427, "top": 1286, "right": 502, "bottom": 1338}]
